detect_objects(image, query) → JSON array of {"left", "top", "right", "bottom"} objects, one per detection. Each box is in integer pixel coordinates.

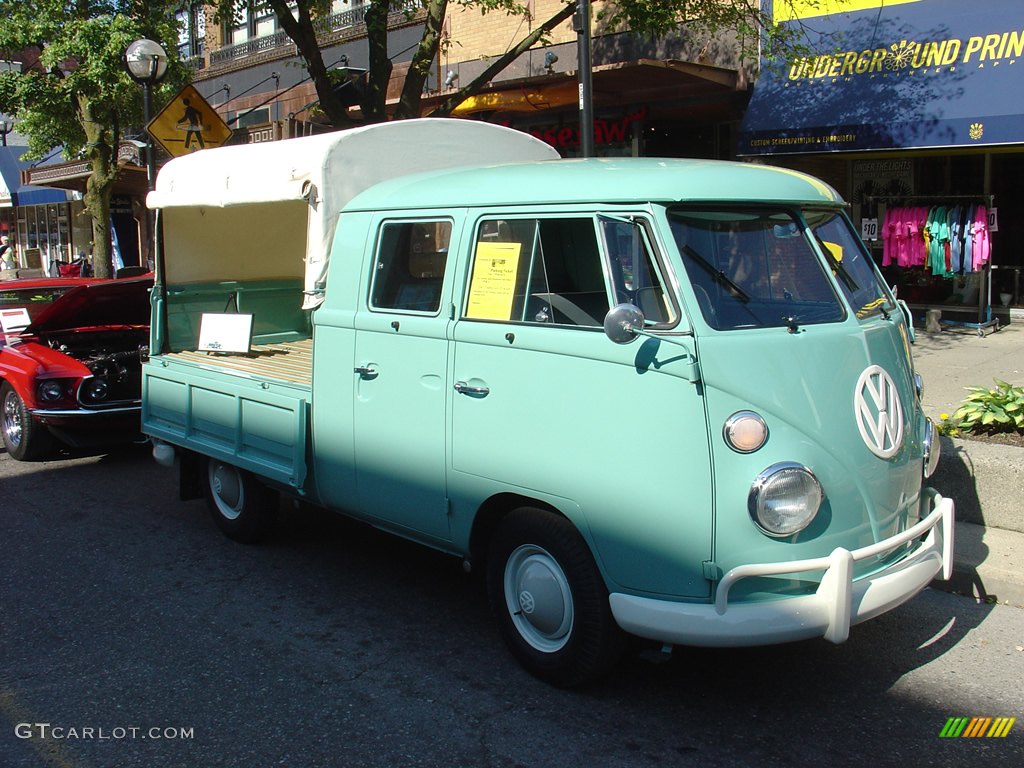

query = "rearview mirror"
[{"left": 603, "top": 303, "right": 646, "bottom": 344}]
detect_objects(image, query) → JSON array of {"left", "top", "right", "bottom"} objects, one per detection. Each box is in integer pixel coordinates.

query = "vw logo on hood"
[{"left": 854, "top": 365, "right": 904, "bottom": 459}]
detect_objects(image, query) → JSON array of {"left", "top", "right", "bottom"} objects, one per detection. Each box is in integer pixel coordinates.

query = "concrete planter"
[{"left": 929, "top": 435, "right": 1024, "bottom": 534}]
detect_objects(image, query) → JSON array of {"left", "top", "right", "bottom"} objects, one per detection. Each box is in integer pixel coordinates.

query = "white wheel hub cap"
[{"left": 504, "top": 544, "right": 574, "bottom": 653}]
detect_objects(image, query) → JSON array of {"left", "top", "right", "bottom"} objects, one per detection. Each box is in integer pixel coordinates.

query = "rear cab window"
[
  {"left": 462, "top": 214, "right": 678, "bottom": 328},
  {"left": 669, "top": 207, "right": 895, "bottom": 330},
  {"left": 369, "top": 220, "right": 453, "bottom": 315}
]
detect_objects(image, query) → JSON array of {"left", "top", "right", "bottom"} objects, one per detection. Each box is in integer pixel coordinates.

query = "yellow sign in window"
[{"left": 466, "top": 242, "right": 522, "bottom": 320}]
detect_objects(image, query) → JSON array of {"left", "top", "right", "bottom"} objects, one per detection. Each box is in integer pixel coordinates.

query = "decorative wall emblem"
[{"left": 855, "top": 365, "right": 904, "bottom": 458}]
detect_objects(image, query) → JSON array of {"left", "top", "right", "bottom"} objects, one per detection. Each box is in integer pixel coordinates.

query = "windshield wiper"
[
  {"left": 681, "top": 245, "right": 750, "bottom": 303},
  {"left": 814, "top": 234, "right": 860, "bottom": 293}
]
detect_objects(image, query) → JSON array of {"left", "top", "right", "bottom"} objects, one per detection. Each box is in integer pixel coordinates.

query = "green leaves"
[{"left": 949, "top": 379, "right": 1024, "bottom": 435}]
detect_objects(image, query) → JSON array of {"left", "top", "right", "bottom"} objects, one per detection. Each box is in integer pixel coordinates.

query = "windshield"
[{"left": 669, "top": 207, "right": 893, "bottom": 331}]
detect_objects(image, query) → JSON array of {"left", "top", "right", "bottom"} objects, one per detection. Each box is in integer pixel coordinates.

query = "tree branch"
[{"left": 428, "top": 1, "right": 578, "bottom": 117}]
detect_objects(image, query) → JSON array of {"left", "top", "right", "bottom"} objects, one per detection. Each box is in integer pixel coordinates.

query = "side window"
[
  {"left": 464, "top": 217, "right": 611, "bottom": 327},
  {"left": 599, "top": 217, "right": 676, "bottom": 325},
  {"left": 369, "top": 220, "right": 452, "bottom": 314}
]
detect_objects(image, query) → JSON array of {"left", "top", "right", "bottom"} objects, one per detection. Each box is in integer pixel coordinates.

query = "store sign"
[
  {"left": 739, "top": 0, "right": 1024, "bottom": 154},
  {"left": 518, "top": 108, "right": 647, "bottom": 150}
]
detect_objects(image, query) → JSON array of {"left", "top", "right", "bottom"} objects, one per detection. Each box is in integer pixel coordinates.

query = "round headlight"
[
  {"left": 38, "top": 380, "right": 64, "bottom": 401},
  {"left": 748, "top": 462, "right": 823, "bottom": 537},
  {"left": 83, "top": 378, "right": 109, "bottom": 402},
  {"left": 923, "top": 418, "right": 941, "bottom": 478},
  {"left": 723, "top": 411, "right": 768, "bottom": 453}
]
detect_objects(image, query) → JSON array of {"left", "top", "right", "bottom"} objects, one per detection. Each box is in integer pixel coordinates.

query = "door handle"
[
  {"left": 454, "top": 381, "right": 490, "bottom": 397},
  {"left": 354, "top": 366, "right": 378, "bottom": 379}
]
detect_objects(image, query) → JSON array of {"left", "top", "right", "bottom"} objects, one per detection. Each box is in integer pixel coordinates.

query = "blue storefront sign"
[{"left": 738, "top": 0, "right": 1024, "bottom": 154}]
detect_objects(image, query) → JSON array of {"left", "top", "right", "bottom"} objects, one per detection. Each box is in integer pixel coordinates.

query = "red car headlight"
[{"left": 37, "top": 380, "right": 68, "bottom": 402}]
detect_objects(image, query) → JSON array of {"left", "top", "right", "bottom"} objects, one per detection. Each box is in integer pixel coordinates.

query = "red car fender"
[{"left": 0, "top": 340, "right": 91, "bottom": 411}]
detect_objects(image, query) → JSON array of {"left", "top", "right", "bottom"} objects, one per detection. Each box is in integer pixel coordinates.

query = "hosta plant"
[{"left": 947, "top": 379, "right": 1024, "bottom": 435}]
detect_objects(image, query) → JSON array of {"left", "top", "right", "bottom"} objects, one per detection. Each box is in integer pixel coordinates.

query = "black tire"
[
  {"left": 1, "top": 382, "right": 53, "bottom": 461},
  {"left": 487, "top": 507, "right": 625, "bottom": 687},
  {"left": 203, "top": 458, "right": 278, "bottom": 543}
]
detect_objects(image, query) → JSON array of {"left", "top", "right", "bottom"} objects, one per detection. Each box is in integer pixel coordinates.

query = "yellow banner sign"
[{"left": 775, "top": 0, "right": 923, "bottom": 23}]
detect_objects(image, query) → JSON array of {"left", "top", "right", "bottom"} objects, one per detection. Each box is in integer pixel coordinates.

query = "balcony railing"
[{"left": 209, "top": 1, "right": 420, "bottom": 68}]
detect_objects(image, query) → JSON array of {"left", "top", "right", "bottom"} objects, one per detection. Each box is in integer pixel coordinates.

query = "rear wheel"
[
  {"left": 487, "top": 507, "right": 625, "bottom": 687},
  {"left": 1, "top": 383, "right": 53, "bottom": 461},
  {"left": 203, "top": 458, "right": 278, "bottom": 543}
]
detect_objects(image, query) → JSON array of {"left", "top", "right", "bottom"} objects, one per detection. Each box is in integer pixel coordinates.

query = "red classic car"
[{"left": 0, "top": 275, "right": 152, "bottom": 460}]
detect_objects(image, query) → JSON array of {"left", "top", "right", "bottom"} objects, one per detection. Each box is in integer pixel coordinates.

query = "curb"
[{"left": 931, "top": 521, "right": 1024, "bottom": 608}]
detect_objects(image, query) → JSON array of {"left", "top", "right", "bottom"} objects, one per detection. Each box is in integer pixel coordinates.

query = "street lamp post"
[
  {"left": 575, "top": 0, "right": 594, "bottom": 158},
  {"left": 125, "top": 38, "right": 169, "bottom": 190}
]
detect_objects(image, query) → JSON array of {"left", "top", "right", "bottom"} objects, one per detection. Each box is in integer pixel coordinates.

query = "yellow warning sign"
[{"left": 147, "top": 85, "right": 232, "bottom": 158}]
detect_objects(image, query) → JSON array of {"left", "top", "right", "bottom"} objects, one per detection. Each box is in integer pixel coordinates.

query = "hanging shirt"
[
  {"left": 948, "top": 206, "right": 962, "bottom": 273},
  {"left": 972, "top": 207, "right": 991, "bottom": 270}
]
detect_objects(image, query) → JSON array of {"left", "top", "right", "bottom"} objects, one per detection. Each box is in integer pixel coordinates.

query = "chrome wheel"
[{"left": 3, "top": 388, "right": 23, "bottom": 449}]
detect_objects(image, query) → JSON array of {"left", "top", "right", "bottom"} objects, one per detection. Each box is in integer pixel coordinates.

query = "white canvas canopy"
[{"left": 148, "top": 118, "right": 559, "bottom": 308}]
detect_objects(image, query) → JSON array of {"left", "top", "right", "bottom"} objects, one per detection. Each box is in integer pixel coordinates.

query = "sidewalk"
[{"left": 910, "top": 319, "right": 1024, "bottom": 607}]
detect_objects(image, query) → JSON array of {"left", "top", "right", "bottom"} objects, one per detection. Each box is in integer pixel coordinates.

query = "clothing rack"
[{"left": 863, "top": 194, "right": 998, "bottom": 336}]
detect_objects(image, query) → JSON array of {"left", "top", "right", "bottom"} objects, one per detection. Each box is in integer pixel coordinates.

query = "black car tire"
[
  {"left": 203, "top": 458, "right": 278, "bottom": 543},
  {"left": 487, "top": 507, "right": 625, "bottom": 688},
  {"left": 1, "top": 382, "right": 53, "bottom": 461}
]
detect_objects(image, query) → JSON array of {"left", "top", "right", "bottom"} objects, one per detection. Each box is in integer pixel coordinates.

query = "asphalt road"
[{"left": 1, "top": 445, "right": 1022, "bottom": 768}]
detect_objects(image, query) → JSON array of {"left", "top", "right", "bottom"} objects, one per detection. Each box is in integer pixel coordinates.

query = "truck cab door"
[
  {"left": 350, "top": 217, "right": 457, "bottom": 543},
  {"left": 450, "top": 213, "right": 714, "bottom": 598}
]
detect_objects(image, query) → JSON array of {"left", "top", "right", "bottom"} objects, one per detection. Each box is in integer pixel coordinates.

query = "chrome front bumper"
[
  {"left": 30, "top": 404, "right": 141, "bottom": 417},
  {"left": 610, "top": 489, "right": 955, "bottom": 647}
]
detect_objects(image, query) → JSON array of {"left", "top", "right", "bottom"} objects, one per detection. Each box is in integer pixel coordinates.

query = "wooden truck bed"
[
  {"left": 161, "top": 338, "right": 314, "bottom": 387},
  {"left": 142, "top": 338, "right": 313, "bottom": 491}
]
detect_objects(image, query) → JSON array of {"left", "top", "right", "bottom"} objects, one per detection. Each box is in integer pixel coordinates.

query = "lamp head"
[{"left": 125, "top": 39, "right": 169, "bottom": 84}]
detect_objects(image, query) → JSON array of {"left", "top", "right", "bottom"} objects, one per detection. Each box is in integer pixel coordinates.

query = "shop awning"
[
  {"left": 430, "top": 59, "right": 741, "bottom": 117},
  {"left": 738, "top": 0, "right": 1024, "bottom": 155},
  {"left": 0, "top": 146, "right": 71, "bottom": 207}
]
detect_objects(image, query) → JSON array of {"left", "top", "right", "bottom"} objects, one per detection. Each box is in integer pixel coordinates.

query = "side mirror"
[{"left": 603, "top": 303, "right": 646, "bottom": 344}]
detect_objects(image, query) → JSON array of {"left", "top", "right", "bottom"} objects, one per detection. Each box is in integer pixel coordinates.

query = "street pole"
[
  {"left": 125, "top": 39, "right": 168, "bottom": 277},
  {"left": 576, "top": 0, "right": 594, "bottom": 158},
  {"left": 142, "top": 81, "right": 156, "bottom": 189}
]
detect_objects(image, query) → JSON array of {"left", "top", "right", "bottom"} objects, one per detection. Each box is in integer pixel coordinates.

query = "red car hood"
[{"left": 24, "top": 277, "right": 153, "bottom": 334}]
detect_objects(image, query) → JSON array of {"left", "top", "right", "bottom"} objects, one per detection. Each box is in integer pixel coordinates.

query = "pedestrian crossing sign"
[{"left": 147, "top": 85, "right": 232, "bottom": 158}]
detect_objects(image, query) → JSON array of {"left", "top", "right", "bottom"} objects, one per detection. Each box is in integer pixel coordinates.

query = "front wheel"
[
  {"left": 1, "top": 383, "right": 53, "bottom": 461},
  {"left": 203, "top": 458, "right": 278, "bottom": 543},
  {"left": 487, "top": 507, "right": 625, "bottom": 687}
]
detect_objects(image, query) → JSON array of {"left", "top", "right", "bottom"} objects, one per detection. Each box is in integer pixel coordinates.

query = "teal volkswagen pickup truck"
[{"left": 142, "top": 119, "right": 954, "bottom": 687}]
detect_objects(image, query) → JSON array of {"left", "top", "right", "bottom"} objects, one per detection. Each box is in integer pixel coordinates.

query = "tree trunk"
[
  {"left": 269, "top": 0, "right": 357, "bottom": 127},
  {"left": 77, "top": 95, "right": 118, "bottom": 279},
  {"left": 360, "top": 0, "right": 394, "bottom": 123},
  {"left": 394, "top": 0, "right": 447, "bottom": 120}
]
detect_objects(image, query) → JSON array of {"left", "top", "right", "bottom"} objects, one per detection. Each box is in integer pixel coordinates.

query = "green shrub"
[{"left": 945, "top": 379, "right": 1024, "bottom": 435}]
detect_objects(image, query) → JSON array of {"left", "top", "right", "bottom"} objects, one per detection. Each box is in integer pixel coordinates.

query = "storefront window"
[{"left": 16, "top": 202, "right": 71, "bottom": 271}]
